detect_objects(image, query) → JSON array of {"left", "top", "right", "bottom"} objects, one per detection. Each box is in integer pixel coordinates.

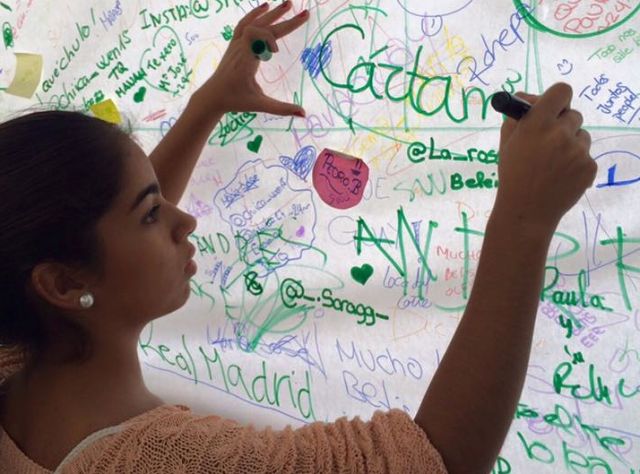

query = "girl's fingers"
[
  {"left": 514, "top": 91, "right": 539, "bottom": 105},
  {"left": 532, "top": 82, "right": 573, "bottom": 122},
  {"left": 560, "top": 109, "right": 584, "bottom": 134},
  {"left": 254, "top": 0, "right": 292, "bottom": 27},
  {"left": 577, "top": 128, "right": 591, "bottom": 151},
  {"left": 234, "top": 2, "right": 269, "bottom": 37},
  {"left": 270, "top": 9, "right": 309, "bottom": 38},
  {"left": 256, "top": 95, "right": 305, "bottom": 116},
  {"left": 265, "top": 31, "right": 279, "bottom": 54},
  {"left": 499, "top": 115, "right": 517, "bottom": 150}
]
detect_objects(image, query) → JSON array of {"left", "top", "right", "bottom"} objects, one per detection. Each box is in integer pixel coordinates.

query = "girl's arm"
[
  {"left": 149, "top": 93, "right": 223, "bottom": 206},
  {"left": 414, "top": 84, "right": 596, "bottom": 473},
  {"left": 148, "top": 1, "right": 307, "bottom": 205}
]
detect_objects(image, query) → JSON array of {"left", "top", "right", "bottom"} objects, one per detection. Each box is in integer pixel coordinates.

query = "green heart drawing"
[
  {"left": 351, "top": 264, "right": 373, "bottom": 285},
  {"left": 133, "top": 86, "right": 147, "bottom": 103},
  {"left": 140, "top": 25, "right": 190, "bottom": 96},
  {"left": 247, "top": 135, "right": 263, "bottom": 153}
]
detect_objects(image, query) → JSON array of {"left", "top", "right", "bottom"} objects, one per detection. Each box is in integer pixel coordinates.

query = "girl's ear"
[{"left": 30, "top": 262, "right": 90, "bottom": 312}]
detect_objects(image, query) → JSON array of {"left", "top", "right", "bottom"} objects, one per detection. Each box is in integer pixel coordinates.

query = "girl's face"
[{"left": 91, "top": 141, "right": 198, "bottom": 331}]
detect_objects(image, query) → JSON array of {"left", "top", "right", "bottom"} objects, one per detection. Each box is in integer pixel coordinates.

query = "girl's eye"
[{"left": 143, "top": 204, "right": 160, "bottom": 224}]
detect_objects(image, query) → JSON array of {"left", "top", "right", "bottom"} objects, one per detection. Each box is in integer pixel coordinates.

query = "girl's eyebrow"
[{"left": 129, "top": 182, "right": 160, "bottom": 213}]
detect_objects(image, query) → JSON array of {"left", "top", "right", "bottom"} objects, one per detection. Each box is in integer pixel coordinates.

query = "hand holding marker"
[
  {"left": 196, "top": 1, "right": 308, "bottom": 117},
  {"left": 490, "top": 83, "right": 596, "bottom": 228},
  {"left": 249, "top": 1, "right": 308, "bottom": 62}
]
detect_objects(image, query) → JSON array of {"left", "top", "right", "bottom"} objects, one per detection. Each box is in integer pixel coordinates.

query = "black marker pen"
[{"left": 491, "top": 91, "right": 532, "bottom": 120}]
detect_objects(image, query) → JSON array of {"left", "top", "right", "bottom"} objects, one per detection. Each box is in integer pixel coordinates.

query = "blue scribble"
[
  {"left": 279, "top": 145, "right": 316, "bottom": 181},
  {"left": 300, "top": 41, "right": 332, "bottom": 79}
]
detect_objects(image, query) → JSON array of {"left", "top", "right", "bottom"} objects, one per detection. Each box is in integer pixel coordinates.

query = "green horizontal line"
[
  {"left": 131, "top": 125, "right": 640, "bottom": 133},
  {"left": 250, "top": 126, "right": 501, "bottom": 132}
]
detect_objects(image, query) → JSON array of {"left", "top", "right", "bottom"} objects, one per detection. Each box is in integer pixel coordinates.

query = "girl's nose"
[{"left": 175, "top": 207, "right": 198, "bottom": 241}]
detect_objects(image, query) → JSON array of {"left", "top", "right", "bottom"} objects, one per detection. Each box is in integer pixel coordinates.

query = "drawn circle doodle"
[
  {"left": 591, "top": 148, "right": 640, "bottom": 195},
  {"left": 244, "top": 271, "right": 263, "bottom": 296},
  {"left": 398, "top": 0, "right": 469, "bottom": 38},
  {"left": 513, "top": 0, "right": 640, "bottom": 38},
  {"left": 421, "top": 15, "right": 444, "bottom": 37},
  {"left": 396, "top": 0, "right": 475, "bottom": 18},
  {"left": 580, "top": 135, "right": 640, "bottom": 274},
  {"left": 230, "top": 214, "right": 246, "bottom": 227}
]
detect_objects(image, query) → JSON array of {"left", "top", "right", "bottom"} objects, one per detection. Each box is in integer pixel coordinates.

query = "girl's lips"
[{"left": 185, "top": 258, "right": 198, "bottom": 275}]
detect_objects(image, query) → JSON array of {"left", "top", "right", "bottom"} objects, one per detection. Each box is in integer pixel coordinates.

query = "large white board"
[{"left": 1, "top": 1, "right": 639, "bottom": 472}]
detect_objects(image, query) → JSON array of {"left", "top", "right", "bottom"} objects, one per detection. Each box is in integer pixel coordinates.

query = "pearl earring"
[{"left": 79, "top": 292, "right": 94, "bottom": 309}]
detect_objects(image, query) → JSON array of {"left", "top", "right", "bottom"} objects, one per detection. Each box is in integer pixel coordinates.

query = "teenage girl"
[{"left": 0, "top": 2, "right": 595, "bottom": 473}]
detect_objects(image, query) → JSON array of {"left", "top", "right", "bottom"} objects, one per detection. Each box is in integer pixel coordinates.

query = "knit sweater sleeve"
[{"left": 72, "top": 407, "right": 448, "bottom": 473}]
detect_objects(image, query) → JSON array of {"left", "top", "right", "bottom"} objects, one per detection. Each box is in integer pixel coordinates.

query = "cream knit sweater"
[{"left": 0, "top": 346, "right": 448, "bottom": 473}]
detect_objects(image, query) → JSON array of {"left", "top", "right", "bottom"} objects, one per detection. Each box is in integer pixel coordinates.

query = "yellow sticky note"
[
  {"left": 90, "top": 99, "right": 122, "bottom": 124},
  {"left": 6, "top": 52, "right": 43, "bottom": 98}
]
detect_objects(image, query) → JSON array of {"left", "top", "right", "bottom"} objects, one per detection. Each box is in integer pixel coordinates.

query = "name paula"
[{"left": 541, "top": 267, "right": 613, "bottom": 311}]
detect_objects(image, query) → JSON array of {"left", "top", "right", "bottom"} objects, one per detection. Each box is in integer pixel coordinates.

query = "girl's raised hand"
[{"left": 196, "top": 1, "right": 308, "bottom": 117}]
